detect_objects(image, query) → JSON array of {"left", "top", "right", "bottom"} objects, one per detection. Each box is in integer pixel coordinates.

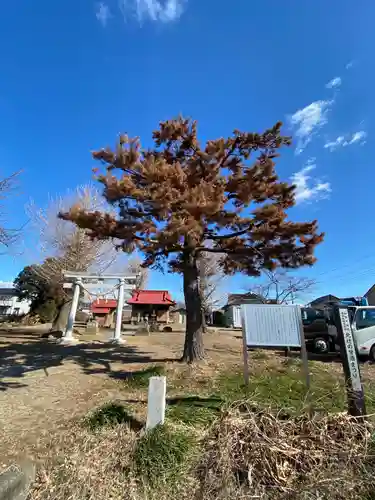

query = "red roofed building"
[
  {"left": 127, "top": 290, "right": 176, "bottom": 324},
  {"left": 91, "top": 299, "right": 118, "bottom": 327}
]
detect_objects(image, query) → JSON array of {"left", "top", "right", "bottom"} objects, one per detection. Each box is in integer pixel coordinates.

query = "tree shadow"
[{"left": 0, "top": 331, "right": 179, "bottom": 391}]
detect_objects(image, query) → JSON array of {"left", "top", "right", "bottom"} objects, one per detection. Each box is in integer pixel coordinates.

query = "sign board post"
[
  {"left": 241, "top": 304, "right": 310, "bottom": 396},
  {"left": 333, "top": 305, "right": 366, "bottom": 417}
]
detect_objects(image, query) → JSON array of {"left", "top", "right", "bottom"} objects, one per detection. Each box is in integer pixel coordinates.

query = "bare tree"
[
  {"left": 197, "top": 250, "right": 226, "bottom": 317},
  {"left": 247, "top": 270, "right": 316, "bottom": 304},
  {"left": 25, "top": 184, "right": 122, "bottom": 330},
  {"left": 125, "top": 255, "right": 148, "bottom": 290},
  {"left": 26, "top": 184, "right": 120, "bottom": 283},
  {"left": 0, "top": 171, "right": 22, "bottom": 252}
]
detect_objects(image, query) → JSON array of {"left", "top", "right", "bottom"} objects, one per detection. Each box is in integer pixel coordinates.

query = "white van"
[{"left": 350, "top": 306, "right": 375, "bottom": 361}]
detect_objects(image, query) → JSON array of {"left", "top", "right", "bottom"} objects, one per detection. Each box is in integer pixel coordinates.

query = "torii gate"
[{"left": 61, "top": 271, "right": 138, "bottom": 344}]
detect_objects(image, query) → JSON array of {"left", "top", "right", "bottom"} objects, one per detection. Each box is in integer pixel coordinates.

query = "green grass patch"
[
  {"left": 134, "top": 424, "right": 195, "bottom": 488},
  {"left": 212, "top": 362, "right": 362, "bottom": 414},
  {"left": 85, "top": 402, "right": 141, "bottom": 431},
  {"left": 125, "top": 365, "right": 166, "bottom": 388},
  {"left": 166, "top": 396, "right": 222, "bottom": 426}
]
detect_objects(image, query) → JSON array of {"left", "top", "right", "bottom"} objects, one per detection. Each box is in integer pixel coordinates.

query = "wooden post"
[
  {"left": 333, "top": 305, "right": 366, "bottom": 417},
  {"left": 146, "top": 376, "right": 167, "bottom": 430},
  {"left": 298, "top": 314, "right": 311, "bottom": 392},
  {"left": 241, "top": 309, "right": 250, "bottom": 386}
]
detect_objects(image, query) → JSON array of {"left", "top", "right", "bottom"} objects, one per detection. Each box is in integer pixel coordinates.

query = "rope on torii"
[{"left": 61, "top": 271, "right": 139, "bottom": 344}]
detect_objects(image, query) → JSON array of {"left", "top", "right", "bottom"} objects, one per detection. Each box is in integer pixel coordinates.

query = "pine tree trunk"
[{"left": 182, "top": 253, "right": 205, "bottom": 363}]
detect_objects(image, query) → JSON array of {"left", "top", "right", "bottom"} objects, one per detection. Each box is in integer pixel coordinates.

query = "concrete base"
[
  {"left": 108, "top": 337, "right": 127, "bottom": 345},
  {"left": 58, "top": 336, "right": 79, "bottom": 345}
]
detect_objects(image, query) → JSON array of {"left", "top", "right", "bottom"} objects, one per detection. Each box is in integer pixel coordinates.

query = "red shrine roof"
[
  {"left": 91, "top": 299, "right": 117, "bottom": 314},
  {"left": 127, "top": 290, "right": 175, "bottom": 306}
]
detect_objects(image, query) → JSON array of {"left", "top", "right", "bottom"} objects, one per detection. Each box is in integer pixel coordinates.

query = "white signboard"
[
  {"left": 241, "top": 304, "right": 303, "bottom": 347},
  {"left": 338, "top": 308, "right": 362, "bottom": 392}
]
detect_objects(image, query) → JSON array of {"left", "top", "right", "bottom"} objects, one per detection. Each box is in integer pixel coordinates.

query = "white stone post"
[
  {"left": 146, "top": 376, "right": 167, "bottom": 430},
  {"left": 111, "top": 278, "right": 126, "bottom": 344},
  {"left": 61, "top": 279, "right": 81, "bottom": 344}
]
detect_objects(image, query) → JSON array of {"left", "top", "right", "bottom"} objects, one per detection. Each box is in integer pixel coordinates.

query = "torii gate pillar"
[
  {"left": 60, "top": 278, "right": 82, "bottom": 344},
  {"left": 110, "top": 278, "right": 126, "bottom": 344}
]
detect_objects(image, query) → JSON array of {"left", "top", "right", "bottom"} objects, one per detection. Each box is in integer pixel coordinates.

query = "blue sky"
[{"left": 1, "top": 0, "right": 375, "bottom": 303}]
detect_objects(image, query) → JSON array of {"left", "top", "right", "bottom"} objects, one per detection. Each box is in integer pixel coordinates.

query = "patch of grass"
[
  {"left": 250, "top": 350, "right": 269, "bottom": 360},
  {"left": 166, "top": 396, "right": 222, "bottom": 426},
  {"left": 125, "top": 365, "right": 166, "bottom": 388},
  {"left": 85, "top": 402, "right": 141, "bottom": 431},
  {"left": 134, "top": 424, "right": 195, "bottom": 488},
  {"left": 213, "top": 363, "right": 354, "bottom": 414}
]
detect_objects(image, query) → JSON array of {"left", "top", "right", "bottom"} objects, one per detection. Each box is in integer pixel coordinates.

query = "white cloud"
[
  {"left": 346, "top": 60, "right": 355, "bottom": 70},
  {"left": 291, "top": 159, "right": 331, "bottom": 204},
  {"left": 324, "top": 130, "right": 367, "bottom": 151},
  {"left": 349, "top": 130, "right": 367, "bottom": 144},
  {"left": 323, "top": 136, "right": 345, "bottom": 152},
  {"left": 326, "top": 76, "right": 342, "bottom": 89},
  {"left": 289, "top": 100, "right": 333, "bottom": 155},
  {"left": 119, "top": 0, "right": 185, "bottom": 23},
  {"left": 96, "top": 2, "right": 111, "bottom": 26}
]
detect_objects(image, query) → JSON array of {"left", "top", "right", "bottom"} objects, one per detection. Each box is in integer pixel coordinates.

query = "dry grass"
[
  {"left": 3, "top": 327, "right": 375, "bottom": 499},
  {"left": 29, "top": 404, "right": 375, "bottom": 500},
  {"left": 198, "top": 405, "right": 375, "bottom": 499}
]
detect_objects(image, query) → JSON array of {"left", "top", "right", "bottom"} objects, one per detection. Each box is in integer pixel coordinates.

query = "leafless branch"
[
  {"left": 197, "top": 246, "right": 226, "bottom": 311},
  {"left": 246, "top": 270, "right": 316, "bottom": 304},
  {"left": 24, "top": 184, "right": 122, "bottom": 286},
  {"left": 0, "top": 171, "right": 23, "bottom": 251}
]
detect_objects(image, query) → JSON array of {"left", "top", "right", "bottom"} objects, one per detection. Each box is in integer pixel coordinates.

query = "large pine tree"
[{"left": 60, "top": 117, "right": 324, "bottom": 362}]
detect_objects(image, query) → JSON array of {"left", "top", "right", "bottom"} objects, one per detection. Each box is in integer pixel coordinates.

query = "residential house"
[
  {"left": 307, "top": 295, "right": 340, "bottom": 310},
  {"left": 0, "top": 282, "right": 30, "bottom": 317},
  {"left": 127, "top": 290, "right": 175, "bottom": 325},
  {"left": 169, "top": 302, "right": 186, "bottom": 325},
  {"left": 365, "top": 285, "right": 375, "bottom": 306},
  {"left": 223, "top": 292, "right": 268, "bottom": 328}
]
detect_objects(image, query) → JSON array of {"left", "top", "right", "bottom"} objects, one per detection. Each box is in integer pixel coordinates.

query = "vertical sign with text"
[{"left": 333, "top": 306, "right": 366, "bottom": 417}]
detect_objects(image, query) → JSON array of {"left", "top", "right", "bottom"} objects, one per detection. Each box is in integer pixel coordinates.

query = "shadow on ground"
[{"left": 0, "top": 330, "right": 177, "bottom": 391}]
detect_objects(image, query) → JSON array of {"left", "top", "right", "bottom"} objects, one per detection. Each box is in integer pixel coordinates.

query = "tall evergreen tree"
[{"left": 60, "top": 117, "right": 324, "bottom": 362}]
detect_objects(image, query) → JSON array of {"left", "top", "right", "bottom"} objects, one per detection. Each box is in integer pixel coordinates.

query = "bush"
[
  {"left": 34, "top": 299, "right": 58, "bottom": 323},
  {"left": 85, "top": 403, "right": 135, "bottom": 430}
]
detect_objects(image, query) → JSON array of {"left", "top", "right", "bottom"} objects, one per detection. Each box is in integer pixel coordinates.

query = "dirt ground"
[{"left": 0, "top": 326, "right": 243, "bottom": 465}]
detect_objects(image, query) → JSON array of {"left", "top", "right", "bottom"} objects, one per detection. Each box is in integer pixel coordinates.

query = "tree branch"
[{"left": 205, "top": 226, "right": 252, "bottom": 240}]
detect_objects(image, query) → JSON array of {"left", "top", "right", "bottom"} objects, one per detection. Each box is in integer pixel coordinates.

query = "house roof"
[
  {"left": 92, "top": 307, "right": 111, "bottom": 314},
  {"left": 91, "top": 299, "right": 117, "bottom": 311},
  {"left": 226, "top": 293, "right": 266, "bottom": 307},
  {"left": 127, "top": 290, "right": 175, "bottom": 305},
  {"left": 309, "top": 295, "right": 340, "bottom": 307},
  {"left": 365, "top": 284, "right": 375, "bottom": 298}
]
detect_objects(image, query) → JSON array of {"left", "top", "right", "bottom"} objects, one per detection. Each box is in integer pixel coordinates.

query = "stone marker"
[
  {"left": 0, "top": 460, "right": 35, "bottom": 500},
  {"left": 146, "top": 376, "right": 167, "bottom": 430}
]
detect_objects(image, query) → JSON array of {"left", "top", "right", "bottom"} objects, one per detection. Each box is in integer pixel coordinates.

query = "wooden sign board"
[
  {"left": 240, "top": 304, "right": 310, "bottom": 394},
  {"left": 241, "top": 304, "right": 303, "bottom": 348}
]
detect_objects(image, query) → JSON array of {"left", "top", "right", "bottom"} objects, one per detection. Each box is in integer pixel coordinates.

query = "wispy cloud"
[
  {"left": 324, "top": 130, "right": 367, "bottom": 151},
  {"left": 325, "top": 76, "right": 342, "bottom": 89},
  {"left": 119, "top": 0, "right": 185, "bottom": 23},
  {"left": 289, "top": 100, "right": 333, "bottom": 155},
  {"left": 291, "top": 159, "right": 331, "bottom": 204},
  {"left": 96, "top": 2, "right": 111, "bottom": 26},
  {"left": 346, "top": 60, "right": 355, "bottom": 70}
]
